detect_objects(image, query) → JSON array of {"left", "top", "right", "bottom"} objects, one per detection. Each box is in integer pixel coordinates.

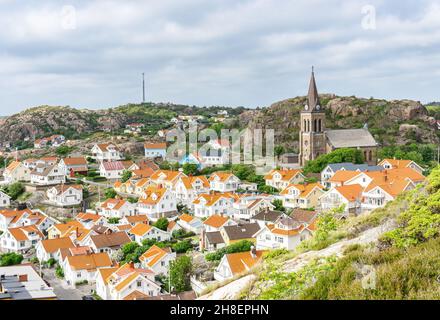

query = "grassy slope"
[{"left": 241, "top": 167, "right": 440, "bottom": 300}]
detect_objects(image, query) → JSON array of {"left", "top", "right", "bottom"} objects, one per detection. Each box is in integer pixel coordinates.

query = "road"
[{"left": 42, "top": 268, "right": 94, "bottom": 300}]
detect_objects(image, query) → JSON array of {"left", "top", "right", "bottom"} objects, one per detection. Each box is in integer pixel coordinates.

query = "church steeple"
[{"left": 305, "top": 66, "right": 321, "bottom": 112}]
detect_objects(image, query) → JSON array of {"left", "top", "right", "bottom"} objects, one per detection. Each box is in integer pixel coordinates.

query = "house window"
[{"left": 137, "top": 280, "right": 142, "bottom": 288}]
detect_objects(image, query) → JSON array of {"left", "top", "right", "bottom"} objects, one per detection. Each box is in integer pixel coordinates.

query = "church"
[{"left": 298, "top": 69, "right": 378, "bottom": 166}]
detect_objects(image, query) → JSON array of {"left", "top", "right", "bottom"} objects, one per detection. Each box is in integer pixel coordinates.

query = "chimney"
[
  {"left": 250, "top": 246, "right": 257, "bottom": 259},
  {"left": 129, "top": 261, "right": 134, "bottom": 269},
  {"left": 76, "top": 227, "right": 80, "bottom": 239},
  {"left": 18, "top": 274, "right": 28, "bottom": 282}
]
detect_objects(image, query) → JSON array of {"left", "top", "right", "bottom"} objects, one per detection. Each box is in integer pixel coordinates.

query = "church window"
[
  {"left": 369, "top": 150, "right": 373, "bottom": 161},
  {"left": 314, "top": 119, "right": 317, "bottom": 132},
  {"left": 318, "top": 119, "right": 322, "bottom": 132}
]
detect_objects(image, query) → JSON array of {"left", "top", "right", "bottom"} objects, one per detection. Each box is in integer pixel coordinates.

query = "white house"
[
  {"left": 3, "top": 161, "right": 30, "bottom": 183},
  {"left": 30, "top": 164, "right": 65, "bottom": 186},
  {"left": 264, "top": 169, "right": 305, "bottom": 190},
  {"left": 279, "top": 183, "right": 324, "bottom": 210},
  {"left": 36, "top": 237, "right": 75, "bottom": 263},
  {"left": 99, "top": 160, "right": 138, "bottom": 179},
  {"left": 129, "top": 223, "right": 171, "bottom": 244},
  {"left": 319, "top": 184, "right": 363, "bottom": 216},
  {"left": 232, "top": 195, "right": 275, "bottom": 221},
  {"left": 254, "top": 215, "right": 312, "bottom": 251},
  {"left": 58, "top": 157, "right": 88, "bottom": 177},
  {"left": 192, "top": 193, "right": 237, "bottom": 218},
  {"left": 203, "top": 215, "right": 237, "bottom": 233},
  {"left": 209, "top": 172, "right": 240, "bottom": 192},
  {"left": 379, "top": 159, "right": 424, "bottom": 175},
  {"left": 144, "top": 142, "right": 167, "bottom": 159},
  {"left": 0, "top": 225, "right": 44, "bottom": 253},
  {"left": 84, "top": 231, "right": 131, "bottom": 256},
  {"left": 137, "top": 187, "right": 177, "bottom": 220},
  {"left": 174, "top": 176, "right": 210, "bottom": 208},
  {"left": 214, "top": 248, "right": 263, "bottom": 282},
  {"left": 0, "top": 208, "right": 55, "bottom": 233},
  {"left": 62, "top": 252, "right": 113, "bottom": 287},
  {"left": 177, "top": 214, "right": 203, "bottom": 234},
  {"left": 46, "top": 184, "right": 83, "bottom": 207},
  {"left": 150, "top": 170, "right": 187, "bottom": 190},
  {"left": 98, "top": 199, "right": 137, "bottom": 219},
  {"left": 320, "top": 163, "right": 384, "bottom": 188},
  {"left": 91, "top": 143, "right": 123, "bottom": 162},
  {"left": 96, "top": 263, "right": 162, "bottom": 300},
  {"left": 139, "top": 245, "right": 176, "bottom": 275},
  {"left": 0, "top": 190, "right": 11, "bottom": 208}
]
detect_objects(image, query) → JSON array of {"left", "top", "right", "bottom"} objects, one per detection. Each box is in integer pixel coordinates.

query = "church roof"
[{"left": 326, "top": 129, "right": 377, "bottom": 149}]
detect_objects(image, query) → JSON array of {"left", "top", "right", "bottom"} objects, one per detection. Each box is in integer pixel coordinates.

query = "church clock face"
[
  {"left": 304, "top": 105, "right": 309, "bottom": 111},
  {"left": 316, "top": 105, "right": 321, "bottom": 111}
]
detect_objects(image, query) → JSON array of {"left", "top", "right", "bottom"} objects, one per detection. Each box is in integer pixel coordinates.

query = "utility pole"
[{"left": 143, "top": 72, "right": 145, "bottom": 103}]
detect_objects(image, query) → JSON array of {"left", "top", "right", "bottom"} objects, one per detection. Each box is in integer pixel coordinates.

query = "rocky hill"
[
  {"left": 0, "top": 103, "right": 248, "bottom": 146},
  {"left": 240, "top": 95, "right": 439, "bottom": 152},
  {"left": 200, "top": 166, "right": 440, "bottom": 300}
]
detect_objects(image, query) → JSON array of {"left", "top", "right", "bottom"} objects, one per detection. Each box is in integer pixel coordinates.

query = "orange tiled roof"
[
  {"left": 226, "top": 250, "right": 265, "bottom": 275},
  {"left": 208, "top": 171, "right": 236, "bottom": 182},
  {"left": 192, "top": 192, "right": 236, "bottom": 207},
  {"left": 40, "top": 237, "right": 75, "bottom": 254},
  {"left": 280, "top": 183, "right": 324, "bottom": 197},
  {"left": 66, "top": 252, "right": 112, "bottom": 271},
  {"left": 264, "top": 169, "right": 303, "bottom": 182},
  {"left": 328, "top": 171, "right": 361, "bottom": 184},
  {"left": 179, "top": 213, "right": 195, "bottom": 223},
  {"left": 335, "top": 184, "right": 363, "bottom": 201},
  {"left": 100, "top": 199, "right": 127, "bottom": 210},
  {"left": 203, "top": 215, "right": 229, "bottom": 229},
  {"left": 180, "top": 176, "right": 209, "bottom": 189},
  {"left": 8, "top": 225, "right": 43, "bottom": 241},
  {"left": 129, "top": 223, "right": 152, "bottom": 236},
  {"left": 62, "top": 157, "right": 87, "bottom": 166},
  {"left": 144, "top": 142, "right": 167, "bottom": 149},
  {"left": 139, "top": 245, "right": 171, "bottom": 268},
  {"left": 6, "top": 161, "right": 21, "bottom": 172}
]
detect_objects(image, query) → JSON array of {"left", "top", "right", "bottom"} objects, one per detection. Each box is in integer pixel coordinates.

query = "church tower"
[{"left": 299, "top": 68, "right": 326, "bottom": 166}]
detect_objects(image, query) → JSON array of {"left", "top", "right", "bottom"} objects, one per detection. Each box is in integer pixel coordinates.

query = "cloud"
[{"left": 0, "top": 0, "right": 439, "bottom": 114}]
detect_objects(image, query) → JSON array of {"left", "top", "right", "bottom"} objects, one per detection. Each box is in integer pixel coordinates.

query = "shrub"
[
  {"left": 0, "top": 253, "right": 23, "bottom": 266},
  {"left": 205, "top": 240, "right": 254, "bottom": 261},
  {"left": 172, "top": 240, "right": 193, "bottom": 253},
  {"left": 55, "top": 265, "right": 64, "bottom": 279},
  {"left": 154, "top": 218, "right": 169, "bottom": 231}
]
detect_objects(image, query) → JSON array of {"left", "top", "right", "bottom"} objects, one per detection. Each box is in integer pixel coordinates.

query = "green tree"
[
  {"left": 169, "top": 255, "right": 192, "bottom": 293},
  {"left": 154, "top": 217, "right": 169, "bottom": 231},
  {"left": 182, "top": 163, "right": 199, "bottom": 176},
  {"left": 271, "top": 199, "right": 286, "bottom": 212},
  {"left": 4, "top": 182, "right": 25, "bottom": 200},
  {"left": 107, "top": 217, "right": 120, "bottom": 224},
  {"left": 0, "top": 252, "right": 24, "bottom": 266},
  {"left": 56, "top": 145, "right": 73, "bottom": 156},
  {"left": 104, "top": 188, "right": 117, "bottom": 199},
  {"left": 121, "top": 170, "right": 132, "bottom": 183},
  {"left": 303, "top": 148, "right": 364, "bottom": 174},
  {"left": 172, "top": 240, "right": 193, "bottom": 253},
  {"left": 205, "top": 240, "right": 254, "bottom": 261},
  {"left": 274, "top": 145, "right": 285, "bottom": 159}
]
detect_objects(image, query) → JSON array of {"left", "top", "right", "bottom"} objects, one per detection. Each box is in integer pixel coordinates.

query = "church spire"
[{"left": 307, "top": 66, "right": 321, "bottom": 111}]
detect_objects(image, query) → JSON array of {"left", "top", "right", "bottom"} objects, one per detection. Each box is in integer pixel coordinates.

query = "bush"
[
  {"left": 46, "top": 258, "right": 57, "bottom": 268},
  {"left": 303, "top": 148, "right": 364, "bottom": 174},
  {"left": 4, "top": 182, "right": 25, "bottom": 200},
  {"left": 169, "top": 255, "right": 193, "bottom": 293},
  {"left": 55, "top": 265, "right": 64, "bottom": 279},
  {"left": 172, "top": 240, "right": 193, "bottom": 253},
  {"left": 154, "top": 218, "right": 169, "bottom": 231},
  {"left": 0, "top": 253, "right": 23, "bottom": 266},
  {"left": 205, "top": 240, "right": 254, "bottom": 261},
  {"left": 107, "top": 217, "right": 120, "bottom": 224},
  {"left": 104, "top": 188, "right": 117, "bottom": 199},
  {"left": 172, "top": 229, "right": 195, "bottom": 239}
]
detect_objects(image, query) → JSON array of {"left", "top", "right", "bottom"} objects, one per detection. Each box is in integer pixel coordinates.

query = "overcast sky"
[{"left": 1, "top": 0, "right": 440, "bottom": 115}]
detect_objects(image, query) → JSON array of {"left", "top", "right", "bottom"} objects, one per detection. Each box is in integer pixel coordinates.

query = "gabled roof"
[
  {"left": 179, "top": 213, "right": 197, "bottom": 224},
  {"left": 76, "top": 212, "right": 102, "bottom": 223},
  {"left": 123, "top": 215, "right": 148, "bottom": 225},
  {"left": 90, "top": 231, "right": 131, "bottom": 249},
  {"left": 100, "top": 199, "right": 128, "bottom": 210},
  {"left": 208, "top": 172, "right": 237, "bottom": 182},
  {"left": 144, "top": 142, "right": 167, "bottom": 149},
  {"left": 326, "top": 129, "right": 377, "bottom": 148},
  {"left": 203, "top": 215, "right": 229, "bottom": 229},
  {"left": 328, "top": 170, "right": 361, "bottom": 184},
  {"left": 280, "top": 183, "right": 324, "bottom": 197},
  {"left": 264, "top": 169, "right": 303, "bottom": 182},
  {"left": 61, "top": 157, "right": 87, "bottom": 166},
  {"left": 325, "top": 162, "right": 384, "bottom": 173},
  {"left": 66, "top": 253, "right": 112, "bottom": 271},
  {"left": 40, "top": 237, "right": 75, "bottom": 254},
  {"left": 50, "top": 184, "right": 82, "bottom": 195},
  {"left": 225, "top": 250, "right": 264, "bottom": 275},
  {"left": 129, "top": 223, "right": 153, "bottom": 236},
  {"left": 102, "top": 160, "right": 134, "bottom": 171},
  {"left": 179, "top": 176, "right": 209, "bottom": 189},
  {"left": 8, "top": 225, "right": 43, "bottom": 241},
  {"left": 251, "top": 210, "right": 283, "bottom": 223},
  {"left": 379, "top": 159, "right": 413, "bottom": 169},
  {"left": 334, "top": 184, "right": 363, "bottom": 201},
  {"left": 139, "top": 245, "right": 172, "bottom": 268},
  {"left": 192, "top": 192, "right": 237, "bottom": 207},
  {"left": 95, "top": 143, "right": 119, "bottom": 152},
  {"left": 222, "top": 223, "right": 260, "bottom": 240},
  {"left": 6, "top": 161, "right": 21, "bottom": 172}
]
